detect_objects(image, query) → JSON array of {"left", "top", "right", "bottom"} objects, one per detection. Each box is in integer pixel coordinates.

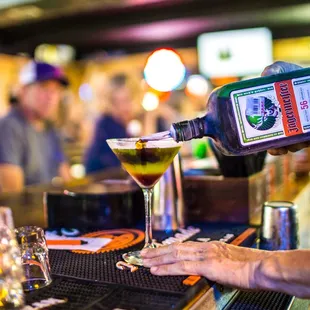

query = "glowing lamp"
[
  {"left": 142, "top": 92, "right": 159, "bottom": 111},
  {"left": 186, "top": 75, "right": 209, "bottom": 97},
  {"left": 127, "top": 119, "right": 142, "bottom": 136},
  {"left": 70, "top": 164, "right": 86, "bottom": 179},
  {"left": 35, "top": 44, "right": 76, "bottom": 65},
  {"left": 144, "top": 48, "right": 186, "bottom": 92}
]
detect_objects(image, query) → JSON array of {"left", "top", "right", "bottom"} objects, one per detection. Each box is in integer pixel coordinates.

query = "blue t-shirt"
[
  {"left": 84, "top": 115, "right": 128, "bottom": 174},
  {"left": 0, "top": 108, "right": 65, "bottom": 185}
]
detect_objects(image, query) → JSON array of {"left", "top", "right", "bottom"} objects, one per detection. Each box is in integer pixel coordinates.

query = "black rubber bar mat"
[
  {"left": 225, "top": 290, "right": 294, "bottom": 310},
  {"left": 26, "top": 225, "right": 255, "bottom": 309},
  {"left": 25, "top": 276, "right": 186, "bottom": 310},
  {"left": 49, "top": 225, "right": 249, "bottom": 293}
]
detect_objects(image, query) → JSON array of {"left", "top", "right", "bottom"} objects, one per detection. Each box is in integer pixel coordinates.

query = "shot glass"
[{"left": 15, "top": 226, "right": 52, "bottom": 291}]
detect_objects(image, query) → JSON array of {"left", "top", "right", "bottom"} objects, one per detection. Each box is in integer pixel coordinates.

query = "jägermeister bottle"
[{"left": 170, "top": 67, "right": 310, "bottom": 155}]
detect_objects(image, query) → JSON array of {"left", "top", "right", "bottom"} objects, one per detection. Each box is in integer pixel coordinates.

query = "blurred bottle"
[
  {"left": 0, "top": 207, "right": 25, "bottom": 309},
  {"left": 153, "top": 154, "right": 185, "bottom": 231}
]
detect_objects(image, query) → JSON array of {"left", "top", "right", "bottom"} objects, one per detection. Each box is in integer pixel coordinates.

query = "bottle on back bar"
[{"left": 170, "top": 67, "right": 310, "bottom": 155}]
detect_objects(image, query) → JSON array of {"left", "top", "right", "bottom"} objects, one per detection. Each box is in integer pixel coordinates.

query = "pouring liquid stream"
[{"left": 138, "top": 131, "right": 171, "bottom": 143}]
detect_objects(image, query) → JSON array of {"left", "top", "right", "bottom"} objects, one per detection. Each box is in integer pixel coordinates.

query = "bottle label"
[{"left": 231, "top": 76, "right": 310, "bottom": 145}]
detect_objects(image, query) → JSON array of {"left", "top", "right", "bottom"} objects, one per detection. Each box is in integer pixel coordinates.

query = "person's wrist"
[{"left": 253, "top": 252, "right": 281, "bottom": 291}]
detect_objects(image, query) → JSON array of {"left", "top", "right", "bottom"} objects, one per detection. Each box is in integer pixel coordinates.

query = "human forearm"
[
  {"left": 142, "top": 242, "right": 310, "bottom": 298},
  {"left": 256, "top": 250, "right": 310, "bottom": 298},
  {"left": 0, "top": 164, "right": 24, "bottom": 192}
]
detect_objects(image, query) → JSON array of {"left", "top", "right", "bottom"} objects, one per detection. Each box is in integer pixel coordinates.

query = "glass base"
[
  {"left": 122, "top": 251, "right": 143, "bottom": 266},
  {"left": 22, "top": 278, "right": 52, "bottom": 291}
]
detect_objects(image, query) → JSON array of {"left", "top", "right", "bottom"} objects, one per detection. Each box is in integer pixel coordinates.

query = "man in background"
[
  {"left": 84, "top": 73, "right": 134, "bottom": 174},
  {"left": 0, "top": 61, "right": 71, "bottom": 192}
]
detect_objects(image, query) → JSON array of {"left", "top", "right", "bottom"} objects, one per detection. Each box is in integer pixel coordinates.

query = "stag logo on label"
[{"left": 245, "top": 96, "right": 281, "bottom": 131}]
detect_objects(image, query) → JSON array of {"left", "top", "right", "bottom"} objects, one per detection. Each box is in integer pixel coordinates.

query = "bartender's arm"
[{"left": 141, "top": 242, "right": 310, "bottom": 299}]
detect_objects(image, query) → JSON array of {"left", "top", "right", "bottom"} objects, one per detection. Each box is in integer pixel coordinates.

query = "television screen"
[{"left": 197, "top": 27, "right": 273, "bottom": 78}]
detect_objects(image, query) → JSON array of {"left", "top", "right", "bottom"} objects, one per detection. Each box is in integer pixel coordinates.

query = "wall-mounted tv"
[{"left": 197, "top": 27, "right": 273, "bottom": 78}]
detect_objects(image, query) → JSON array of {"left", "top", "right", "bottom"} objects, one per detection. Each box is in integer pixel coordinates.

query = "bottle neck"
[{"left": 170, "top": 117, "right": 206, "bottom": 142}]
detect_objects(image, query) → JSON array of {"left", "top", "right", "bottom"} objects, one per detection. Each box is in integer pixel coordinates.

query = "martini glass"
[{"left": 107, "top": 137, "right": 182, "bottom": 265}]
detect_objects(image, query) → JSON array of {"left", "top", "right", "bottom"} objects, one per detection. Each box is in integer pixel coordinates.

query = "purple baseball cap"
[{"left": 19, "top": 61, "right": 69, "bottom": 87}]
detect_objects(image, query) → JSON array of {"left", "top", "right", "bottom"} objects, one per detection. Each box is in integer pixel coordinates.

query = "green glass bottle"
[{"left": 170, "top": 67, "right": 310, "bottom": 155}]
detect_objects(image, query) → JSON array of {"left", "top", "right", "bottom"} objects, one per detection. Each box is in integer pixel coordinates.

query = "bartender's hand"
[
  {"left": 141, "top": 241, "right": 310, "bottom": 298},
  {"left": 261, "top": 61, "right": 310, "bottom": 155},
  {"left": 141, "top": 241, "right": 270, "bottom": 289}
]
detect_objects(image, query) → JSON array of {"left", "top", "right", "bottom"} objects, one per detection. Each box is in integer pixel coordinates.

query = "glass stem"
[{"left": 142, "top": 187, "right": 154, "bottom": 249}]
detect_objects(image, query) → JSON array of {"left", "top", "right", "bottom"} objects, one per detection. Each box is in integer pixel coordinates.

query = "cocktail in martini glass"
[{"left": 106, "top": 138, "right": 181, "bottom": 265}]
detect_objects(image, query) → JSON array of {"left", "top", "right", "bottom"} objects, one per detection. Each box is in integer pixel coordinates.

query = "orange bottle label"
[
  {"left": 231, "top": 76, "right": 310, "bottom": 145},
  {"left": 275, "top": 80, "right": 302, "bottom": 137}
]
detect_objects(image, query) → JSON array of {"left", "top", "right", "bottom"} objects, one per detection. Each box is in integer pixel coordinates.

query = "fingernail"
[{"left": 151, "top": 266, "right": 158, "bottom": 273}]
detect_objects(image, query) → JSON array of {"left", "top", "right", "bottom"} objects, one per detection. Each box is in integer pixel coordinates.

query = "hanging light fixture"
[{"left": 143, "top": 48, "right": 186, "bottom": 92}]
